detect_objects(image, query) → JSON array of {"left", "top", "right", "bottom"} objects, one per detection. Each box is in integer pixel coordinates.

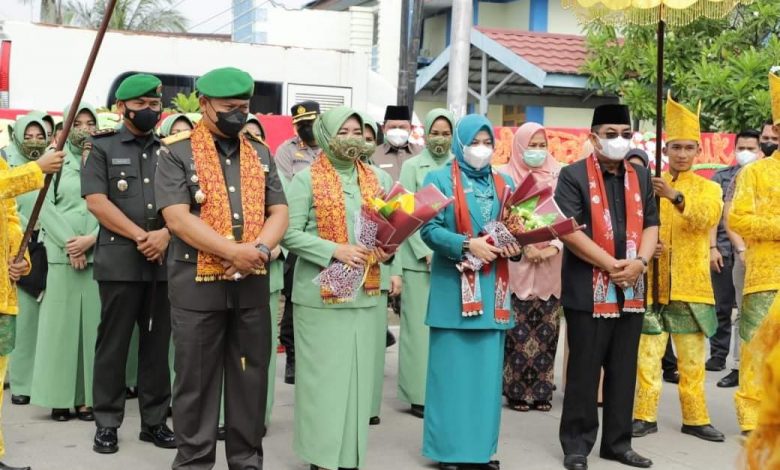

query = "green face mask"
[
  {"left": 20, "top": 139, "right": 48, "bottom": 160},
  {"left": 359, "top": 141, "right": 377, "bottom": 162},
  {"left": 330, "top": 136, "right": 366, "bottom": 161},
  {"left": 68, "top": 127, "right": 91, "bottom": 150},
  {"left": 427, "top": 135, "right": 451, "bottom": 158}
]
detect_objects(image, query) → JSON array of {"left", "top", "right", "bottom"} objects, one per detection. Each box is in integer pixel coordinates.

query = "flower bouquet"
[{"left": 315, "top": 182, "right": 453, "bottom": 303}]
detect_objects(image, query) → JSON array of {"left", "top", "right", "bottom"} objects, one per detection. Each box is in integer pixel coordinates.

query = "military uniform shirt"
[
  {"left": 274, "top": 136, "right": 320, "bottom": 182},
  {"left": 370, "top": 142, "right": 423, "bottom": 182},
  {"left": 155, "top": 133, "right": 287, "bottom": 312},
  {"left": 81, "top": 126, "right": 166, "bottom": 282}
]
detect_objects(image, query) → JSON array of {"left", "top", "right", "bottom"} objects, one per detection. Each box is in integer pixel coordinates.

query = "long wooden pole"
[
  {"left": 652, "top": 7, "right": 665, "bottom": 308},
  {"left": 14, "top": 0, "right": 117, "bottom": 263}
]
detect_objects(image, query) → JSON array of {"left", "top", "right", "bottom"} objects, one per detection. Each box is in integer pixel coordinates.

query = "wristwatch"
[
  {"left": 672, "top": 192, "right": 685, "bottom": 206},
  {"left": 637, "top": 256, "right": 649, "bottom": 273},
  {"left": 462, "top": 238, "right": 471, "bottom": 254},
  {"left": 255, "top": 243, "right": 271, "bottom": 259}
]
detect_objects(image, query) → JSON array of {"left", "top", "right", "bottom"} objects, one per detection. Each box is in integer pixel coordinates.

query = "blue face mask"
[{"left": 522, "top": 149, "right": 548, "bottom": 168}]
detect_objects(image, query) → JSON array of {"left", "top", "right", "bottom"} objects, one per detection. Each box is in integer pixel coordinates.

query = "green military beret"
[
  {"left": 115, "top": 74, "right": 162, "bottom": 101},
  {"left": 196, "top": 67, "right": 254, "bottom": 99}
]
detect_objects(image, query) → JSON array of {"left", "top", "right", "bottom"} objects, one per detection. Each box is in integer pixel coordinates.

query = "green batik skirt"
[
  {"left": 740, "top": 291, "right": 777, "bottom": 342},
  {"left": 642, "top": 301, "right": 717, "bottom": 337},
  {"left": 0, "top": 314, "right": 15, "bottom": 356}
]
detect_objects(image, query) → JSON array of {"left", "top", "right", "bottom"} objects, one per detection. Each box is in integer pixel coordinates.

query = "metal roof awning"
[{"left": 415, "top": 28, "right": 617, "bottom": 110}]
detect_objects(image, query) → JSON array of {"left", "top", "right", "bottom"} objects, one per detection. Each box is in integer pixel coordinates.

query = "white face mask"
[
  {"left": 598, "top": 136, "right": 631, "bottom": 161},
  {"left": 463, "top": 144, "right": 493, "bottom": 170},
  {"left": 385, "top": 128, "right": 410, "bottom": 147},
  {"left": 735, "top": 149, "right": 758, "bottom": 167}
]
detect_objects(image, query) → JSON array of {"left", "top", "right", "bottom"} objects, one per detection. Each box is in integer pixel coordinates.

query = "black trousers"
[
  {"left": 662, "top": 337, "right": 677, "bottom": 373},
  {"left": 560, "top": 309, "right": 643, "bottom": 458},
  {"left": 710, "top": 255, "right": 736, "bottom": 362},
  {"left": 171, "top": 304, "right": 271, "bottom": 470},
  {"left": 280, "top": 253, "right": 296, "bottom": 363},
  {"left": 93, "top": 281, "right": 171, "bottom": 429}
]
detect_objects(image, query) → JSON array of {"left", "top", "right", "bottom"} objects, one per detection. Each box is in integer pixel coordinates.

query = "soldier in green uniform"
[
  {"left": 31, "top": 102, "right": 101, "bottom": 421},
  {"left": 82, "top": 74, "right": 175, "bottom": 454},
  {"left": 156, "top": 67, "right": 288, "bottom": 470},
  {"left": 274, "top": 100, "right": 321, "bottom": 384},
  {"left": 4, "top": 114, "right": 52, "bottom": 407}
]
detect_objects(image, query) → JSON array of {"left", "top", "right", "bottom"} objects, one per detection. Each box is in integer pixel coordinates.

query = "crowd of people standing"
[{"left": 0, "top": 66, "right": 777, "bottom": 470}]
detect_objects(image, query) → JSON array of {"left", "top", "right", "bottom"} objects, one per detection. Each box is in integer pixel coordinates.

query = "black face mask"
[
  {"left": 124, "top": 106, "right": 160, "bottom": 134},
  {"left": 208, "top": 102, "right": 248, "bottom": 138},
  {"left": 760, "top": 141, "right": 778, "bottom": 157},
  {"left": 297, "top": 123, "right": 315, "bottom": 146}
]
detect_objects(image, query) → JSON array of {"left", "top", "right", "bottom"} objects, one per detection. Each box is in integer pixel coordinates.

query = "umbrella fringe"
[{"left": 562, "top": 0, "right": 753, "bottom": 27}]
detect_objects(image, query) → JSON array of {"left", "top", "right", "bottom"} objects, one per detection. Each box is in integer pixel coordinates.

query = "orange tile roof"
[{"left": 477, "top": 27, "right": 588, "bottom": 75}]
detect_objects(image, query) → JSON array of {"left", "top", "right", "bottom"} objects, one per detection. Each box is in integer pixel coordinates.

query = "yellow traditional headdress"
[
  {"left": 665, "top": 91, "right": 701, "bottom": 144},
  {"left": 770, "top": 70, "right": 780, "bottom": 126}
]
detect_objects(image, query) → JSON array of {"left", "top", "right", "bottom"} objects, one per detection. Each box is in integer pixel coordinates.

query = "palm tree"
[
  {"left": 65, "top": 0, "right": 188, "bottom": 33},
  {"left": 17, "top": 0, "right": 66, "bottom": 24}
]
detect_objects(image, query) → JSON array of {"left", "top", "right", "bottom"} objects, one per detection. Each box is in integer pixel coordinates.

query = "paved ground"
[{"left": 3, "top": 325, "right": 744, "bottom": 470}]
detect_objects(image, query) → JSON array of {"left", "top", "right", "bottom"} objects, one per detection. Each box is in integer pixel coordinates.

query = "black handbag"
[{"left": 17, "top": 231, "right": 47, "bottom": 298}]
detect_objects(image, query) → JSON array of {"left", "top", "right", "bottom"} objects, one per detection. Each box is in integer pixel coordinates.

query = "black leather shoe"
[
  {"left": 438, "top": 463, "right": 499, "bottom": 470},
  {"left": 217, "top": 426, "right": 226, "bottom": 441},
  {"left": 601, "top": 450, "right": 653, "bottom": 468},
  {"left": 284, "top": 362, "right": 295, "bottom": 385},
  {"left": 662, "top": 369, "right": 679, "bottom": 384},
  {"left": 369, "top": 416, "right": 380, "bottom": 425},
  {"left": 10, "top": 395, "right": 29, "bottom": 405},
  {"left": 705, "top": 358, "right": 726, "bottom": 372},
  {"left": 681, "top": 424, "right": 725, "bottom": 442},
  {"left": 563, "top": 454, "right": 587, "bottom": 470},
  {"left": 51, "top": 408, "right": 71, "bottom": 422},
  {"left": 386, "top": 330, "right": 396, "bottom": 348},
  {"left": 125, "top": 387, "right": 138, "bottom": 399},
  {"left": 93, "top": 427, "right": 118, "bottom": 454},
  {"left": 140, "top": 423, "right": 177, "bottom": 449},
  {"left": 76, "top": 408, "right": 95, "bottom": 422},
  {"left": 411, "top": 404, "right": 424, "bottom": 419},
  {"left": 0, "top": 461, "right": 31, "bottom": 470},
  {"left": 632, "top": 419, "right": 658, "bottom": 438},
  {"left": 717, "top": 369, "right": 739, "bottom": 388}
]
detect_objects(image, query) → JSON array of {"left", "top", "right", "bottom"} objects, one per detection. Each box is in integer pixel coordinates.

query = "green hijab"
[
  {"left": 245, "top": 113, "right": 266, "bottom": 139},
  {"left": 63, "top": 102, "right": 98, "bottom": 158},
  {"left": 355, "top": 110, "right": 378, "bottom": 162},
  {"left": 356, "top": 111, "right": 378, "bottom": 139},
  {"left": 313, "top": 106, "right": 364, "bottom": 167},
  {"left": 158, "top": 113, "right": 195, "bottom": 138},
  {"left": 423, "top": 108, "right": 456, "bottom": 163},
  {"left": 6, "top": 114, "right": 49, "bottom": 162},
  {"left": 27, "top": 110, "right": 55, "bottom": 140}
]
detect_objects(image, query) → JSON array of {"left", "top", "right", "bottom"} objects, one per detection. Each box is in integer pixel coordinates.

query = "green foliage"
[
  {"left": 65, "top": 0, "right": 188, "bottom": 33},
  {"left": 582, "top": 0, "right": 780, "bottom": 133},
  {"left": 170, "top": 91, "right": 200, "bottom": 114}
]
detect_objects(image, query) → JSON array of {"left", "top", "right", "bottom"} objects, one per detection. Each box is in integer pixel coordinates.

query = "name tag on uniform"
[
  {"left": 379, "top": 164, "right": 393, "bottom": 169},
  {"left": 262, "top": 164, "right": 269, "bottom": 172},
  {"left": 111, "top": 158, "right": 131, "bottom": 165}
]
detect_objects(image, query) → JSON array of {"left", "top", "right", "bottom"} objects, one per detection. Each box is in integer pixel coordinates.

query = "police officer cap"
[
  {"left": 591, "top": 104, "right": 631, "bottom": 127},
  {"left": 384, "top": 105, "right": 411, "bottom": 122},
  {"left": 196, "top": 67, "right": 254, "bottom": 99},
  {"left": 115, "top": 74, "right": 162, "bottom": 101},
  {"left": 291, "top": 101, "right": 320, "bottom": 124}
]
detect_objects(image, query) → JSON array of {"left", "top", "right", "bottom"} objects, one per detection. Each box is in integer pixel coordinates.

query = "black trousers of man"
[
  {"left": 710, "top": 254, "right": 736, "bottom": 364},
  {"left": 93, "top": 282, "right": 171, "bottom": 429},
  {"left": 560, "top": 309, "right": 643, "bottom": 458},
  {"left": 171, "top": 304, "right": 271, "bottom": 470},
  {"left": 280, "top": 253, "right": 296, "bottom": 363}
]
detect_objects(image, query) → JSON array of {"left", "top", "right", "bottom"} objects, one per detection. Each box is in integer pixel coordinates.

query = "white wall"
[
  {"left": 478, "top": 1, "right": 530, "bottom": 30},
  {"left": 547, "top": 1, "right": 585, "bottom": 35},
  {"left": 263, "top": 8, "right": 351, "bottom": 50},
  {"left": 3, "top": 22, "right": 372, "bottom": 112},
  {"left": 421, "top": 13, "right": 447, "bottom": 59},
  {"left": 544, "top": 107, "right": 593, "bottom": 128},
  {"left": 376, "top": 0, "right": 401, "bottom": 89}
]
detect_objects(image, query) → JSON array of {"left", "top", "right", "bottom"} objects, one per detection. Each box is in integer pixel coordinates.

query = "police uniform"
[
  {"left": 155, "top": 67, "right": 287, "bottom": 470},
  {"left": 370, "top": 105, "right": 423, "bottom": 182},
  {"left": 81, "top": 74, "right": 173, "bottom": 452},
  {"left": 273, "top": 101, "right": 320, "bottom": 383}
]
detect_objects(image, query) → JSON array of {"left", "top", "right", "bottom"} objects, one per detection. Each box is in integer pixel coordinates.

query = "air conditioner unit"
[{"left": 286, "top": 83, "right": 353, "bottom": 114}]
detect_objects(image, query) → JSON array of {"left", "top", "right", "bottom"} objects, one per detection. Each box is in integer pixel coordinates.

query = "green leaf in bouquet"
[{"left": 510, "top": 196, "right": 540, "bottom": 216}]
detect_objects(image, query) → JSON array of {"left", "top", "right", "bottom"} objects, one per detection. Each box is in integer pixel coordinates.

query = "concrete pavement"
[{"left": 2, "top": 326, "right": 743, "bottom": 470}]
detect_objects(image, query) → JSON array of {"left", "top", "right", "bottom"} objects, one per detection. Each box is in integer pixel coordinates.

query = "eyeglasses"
[{"left": 602, "top": 131, "right": 634, "bottom": 140}]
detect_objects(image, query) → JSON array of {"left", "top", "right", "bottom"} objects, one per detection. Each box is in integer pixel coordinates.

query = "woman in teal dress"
[
  {"left": 283, "top": 106, "right": 393, "bottom": 470},
  {"left": 397, "top": 108, "right": 455, "bottom": 418},
  {"left": 421, "top": 114, "right": 521, "bottom": 470},
  {"left": 30, "top": 103, "right": 101, "bottom": 422},
  {"left": 4, "top": 114, "right": 50, "bottom": 406}
]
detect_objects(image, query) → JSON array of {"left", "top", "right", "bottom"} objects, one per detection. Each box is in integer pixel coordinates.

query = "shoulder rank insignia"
[
  {"left": 162, "top": 130, "right": 192, "bottom": 146},
  {"left": 92, "top": 128, "right": 118, "bottom": 139},
  {"left": 244, "top": 132, "right": 269, "bottom": 148}
]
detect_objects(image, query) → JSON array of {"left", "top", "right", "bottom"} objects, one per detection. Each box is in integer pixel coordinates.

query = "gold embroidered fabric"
[
  {"left": 730, "top": 154, "right": 780, "bottom": 294},
  {"left": 648, "top": 171, "right": 722, "bottom": 306},
  {"left": 736, "top": 338, "right": 762, "bottom": 431},
  {"left": 634, "top": 331, "right": 711, "bottom": 426}
]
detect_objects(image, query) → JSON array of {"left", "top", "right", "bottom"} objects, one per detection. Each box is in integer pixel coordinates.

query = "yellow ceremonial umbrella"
[{"left": 563, "top": 0, "right": 752, "bottom": 305}]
